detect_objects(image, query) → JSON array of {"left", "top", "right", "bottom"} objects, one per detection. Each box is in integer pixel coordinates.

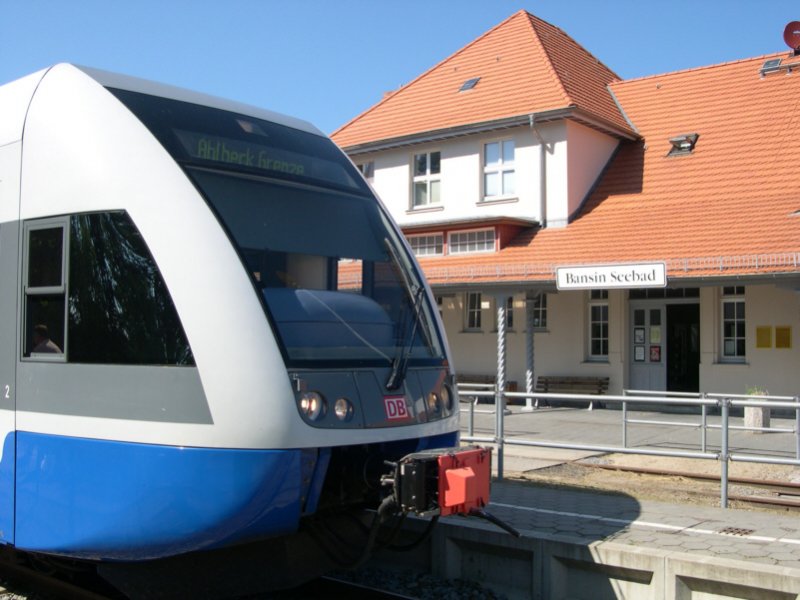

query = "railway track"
[
  {"left": 0, "top": 551, "right": 120, "bottom": 600},
  {"left": 0, "top": 556, "right": 420, "bottom": 600},
  {"left": 585, "top": 462, "right": 800, "bottom": 509},
  {"left": 275, "top": 576, "right": 418, "bottom": 599}
]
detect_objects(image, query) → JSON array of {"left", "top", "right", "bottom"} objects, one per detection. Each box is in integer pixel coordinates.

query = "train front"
[
  {"left": 12, "top": 66, "right": 464, "bottom": 586},
  {"left": 105, "top": 83, "right": 461, "bottom": 546}
]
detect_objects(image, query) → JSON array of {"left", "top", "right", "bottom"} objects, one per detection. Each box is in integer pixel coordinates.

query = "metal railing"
[
  {"left": 459, "top": 386, "right": 800, "bottom": 508},
  {"left": 622, "top": 390, "right": 800, "bottom": 458}
]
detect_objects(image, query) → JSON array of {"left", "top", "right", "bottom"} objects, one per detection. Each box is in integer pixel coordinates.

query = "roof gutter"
[{"left": 340, "top": 107, "right": 638, "bottom": 156}]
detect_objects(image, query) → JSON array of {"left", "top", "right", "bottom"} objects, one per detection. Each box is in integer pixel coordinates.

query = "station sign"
[{"left": 556, "top": 262, "right": 666, "bottom": 290}]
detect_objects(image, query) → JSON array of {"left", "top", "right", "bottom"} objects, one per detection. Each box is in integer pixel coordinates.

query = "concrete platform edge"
[{"left": 371, "top": 516, "right": 800, "bottom": 599}]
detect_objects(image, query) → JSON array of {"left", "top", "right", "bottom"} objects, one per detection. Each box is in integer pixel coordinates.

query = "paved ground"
[{"left": 486, "top": 478, "right": 800, "bottom": 570}]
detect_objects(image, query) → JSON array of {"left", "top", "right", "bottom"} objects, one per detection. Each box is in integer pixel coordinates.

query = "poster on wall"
[
  {"left": 650, "top": 345, "right": 661, "bottom": 362},
  {"left": 650, "top": 326, "right": 662, "bottom": 344},
  {"left": 634, "top": 328, "right": 645, "bottom": 344},
  {"left": 634, "top": 346, "right": 645, "bottom": 362}
]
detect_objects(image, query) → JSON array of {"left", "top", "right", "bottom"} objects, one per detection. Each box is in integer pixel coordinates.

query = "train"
[{"left": 0, "top": 64, "right": 489, "bottom": 594}]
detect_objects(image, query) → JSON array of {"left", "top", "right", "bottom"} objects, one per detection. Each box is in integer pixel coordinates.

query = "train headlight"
[
  {"left": 427, "top": 391, "right": 442, "bottom": 415},
  {"left": 334, "top": 397, "right": 354, "bottom": 421},
  {"left": 299, "top": 391, "right": 326, "bottom": 421},
  {"left": 441, "top": 384, "right": 454, "bottom": 412}
]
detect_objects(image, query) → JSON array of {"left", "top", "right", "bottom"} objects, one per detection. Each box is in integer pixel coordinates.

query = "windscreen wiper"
[
  {"left": 385, "top": 285, "right": 425, "bottom": 390},
  {"left": 384, "top": 238, "right": 427, "bottom": 391}
]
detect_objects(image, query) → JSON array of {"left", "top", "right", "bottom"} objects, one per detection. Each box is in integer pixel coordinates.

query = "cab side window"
[
  {"left": 24, "top": 222, "right": 67, "bottom": 358},
  {"left": 23, "top": 212, "right": 194, "bottom": 365}
]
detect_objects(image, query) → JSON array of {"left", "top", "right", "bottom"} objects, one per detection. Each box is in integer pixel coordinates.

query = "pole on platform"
[
  {"left": 522, "top": 294, "right": 538, "bottom": 412},
  {"left": 720, "top": 397, "right": 730, "bottom": 509},
  {"left": 622, "top": 390, "right": 628, "bottom": 448},
  {"left": 495, "top": 294, "right": 507, "bottom": 480},
  {"left": 795, "top": 396, "right": 800, "bottom": 461},
  {"left": 701, "top": 395, "right": 708, "bottom": 454}
]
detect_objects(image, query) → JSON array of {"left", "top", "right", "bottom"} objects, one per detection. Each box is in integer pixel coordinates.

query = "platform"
[{"left": 371, "top": 406, "right": 800, "bottom": 598}]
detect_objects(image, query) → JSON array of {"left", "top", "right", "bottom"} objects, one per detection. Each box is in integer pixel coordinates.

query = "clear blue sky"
[{"left": 2, "top": 1, "right": 797, "bottom": 134}]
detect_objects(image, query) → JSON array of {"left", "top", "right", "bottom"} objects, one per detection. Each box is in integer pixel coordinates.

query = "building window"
[
  {"left": 483, "top": 140, "right": 515, "bottom": 199},
  {"left": 412, "top": 151, "right": 441, "bottom": 207},
  {"left": 531, "top": 294, "right": 547, "bottom": 329},
  {"left": 408, "top": 233, "right": 444, "bottom": 257},
  {"left": 589, "top": 290, "right": 608, "bottom": 359},
  {"left": 465, "top": 292, "right": 482, "bottom": 330},
  {"left": 23, "top": 212, "right": 194, "bottom": 365},
  {"left": 449, "top": 228, "right": 495, "bottom": 254},
  {"left": 356, "top": 161, "right": 374, "bottom": 181},
  {"left": 722, "top": 286, "right": 745, "bottom": 360}
]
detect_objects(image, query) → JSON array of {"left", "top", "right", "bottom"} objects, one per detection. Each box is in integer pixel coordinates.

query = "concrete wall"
[{"left": 373, "top": 519, "right": 800, "bottom": 600}]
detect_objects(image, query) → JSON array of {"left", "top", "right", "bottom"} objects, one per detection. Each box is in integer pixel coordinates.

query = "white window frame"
[
  {"left": 483, "top": 139, "right": 515, "bottom": 200},
  {"left": 448, "top": 228, "right": 496, "bottom": 255},
  {"left": 465, "top": 291, "right": 482, "bottom": 331},
  {"left": 531, "top": 294, "right": 547, "bottom": 330},
  {"left": 588, "top": 290, "right": 608, "bottom": 360},
  {"left": 356, "top": 160, "right": 374, "bottom": 182},
  {"left": 411, "top": 150, "right": 441, "bottom": 208},
  {"left": 407, "top": 233, "right": 444, "bottom": 257},
  {"left": 22, "top": 217, "right": 69, "bottom": 362},
  {"left": 721, "top": 286, "right": 746, "bottom": 361}
]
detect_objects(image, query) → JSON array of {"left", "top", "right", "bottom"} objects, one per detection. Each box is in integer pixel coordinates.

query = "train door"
[
  {"left": 0, "top": 143, "right": 19, "bottom": 545},
  {"left": 629, "top": 303, "right": 666, "bottom": 391}
]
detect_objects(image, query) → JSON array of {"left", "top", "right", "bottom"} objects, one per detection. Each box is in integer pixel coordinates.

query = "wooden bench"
[
  {"left": 534, "top": 375, "right": 609, "bottom": 409},
  {"left": 457, "top": 374, "right": 518, "bottom": 403}
]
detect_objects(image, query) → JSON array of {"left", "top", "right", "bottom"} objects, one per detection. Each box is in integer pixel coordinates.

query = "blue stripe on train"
[
  {"left": 14, "top": 432, "right": 304, "bottom": 560},
  {"left": 0, "top": 433, "right": 14, "bottom": 545},
  {"left": 12, "top": 429, "right": 460, "bottom": 561}
]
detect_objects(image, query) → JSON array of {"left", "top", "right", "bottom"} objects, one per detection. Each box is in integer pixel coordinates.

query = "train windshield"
[
  {"left": 189, "top": 169, "right": 444, "bottom": 366},
  {"left": 110, "top": 88, "right": 444, "bottom": 366}
]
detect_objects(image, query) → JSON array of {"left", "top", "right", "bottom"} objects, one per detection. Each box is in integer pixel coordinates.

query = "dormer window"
[
  {"left": 667, "top": 133, "right": 699, "bottom": 156},
  {"left": 459, "top": 77, "right": 481, "bottom": 92}
]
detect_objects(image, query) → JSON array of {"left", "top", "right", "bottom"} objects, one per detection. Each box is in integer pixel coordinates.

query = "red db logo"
[{"left": 384, "top": 396, "right": 409, "bottom": 420}]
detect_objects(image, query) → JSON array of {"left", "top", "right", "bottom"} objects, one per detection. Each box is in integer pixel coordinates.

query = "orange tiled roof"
[
  {"left": 332, "top": 10, "right": 632, "bottom": 149},
  {"left": 414, "top": 52, "right": 800, "bottom": 285}
]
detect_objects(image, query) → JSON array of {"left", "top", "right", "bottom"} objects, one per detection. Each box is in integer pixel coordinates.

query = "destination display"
[
  {"left": 556, "top": 262, "right": 666, "bottom": 290},
  {"left": 176, "top": 130, "right": 311, "bottom": 177}
]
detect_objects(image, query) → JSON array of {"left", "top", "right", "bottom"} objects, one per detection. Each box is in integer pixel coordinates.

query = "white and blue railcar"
[{"left": 0, "top": 65, "right": 458, "bottom": 563}]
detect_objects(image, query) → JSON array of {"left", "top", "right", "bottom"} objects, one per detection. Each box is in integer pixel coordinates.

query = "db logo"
[{"left": 384, "top": 396, "right": 409, "bottom": 420}]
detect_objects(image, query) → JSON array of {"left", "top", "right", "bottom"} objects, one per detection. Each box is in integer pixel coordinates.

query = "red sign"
[{"left": 384, "top": 396, "right": 410, "bottom": 420}]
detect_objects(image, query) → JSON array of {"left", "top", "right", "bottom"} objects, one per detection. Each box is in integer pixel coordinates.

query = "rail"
[{"left": 458, "top": 386, "right": 800, "bottom": 508}]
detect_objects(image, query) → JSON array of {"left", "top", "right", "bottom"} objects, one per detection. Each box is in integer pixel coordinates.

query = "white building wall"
[
  {"left": 443, "top": 284, "right": 799, "bottom": 399},
  {"left": 700, "top": 285, "right": 800, "bottom": 397},
  {"left": 444, "top": 290, "right": 623, "bottom": 394},
  {"left": 565, "top": 121, "right": 620, "bottom": 226},
  {"left": 353, "top": 120, "right": 618, "bottom": 231}
]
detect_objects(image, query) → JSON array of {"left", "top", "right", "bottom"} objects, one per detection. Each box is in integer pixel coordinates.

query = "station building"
[{"left": 331, "top": 11, "right": 800, "bottom": 398}]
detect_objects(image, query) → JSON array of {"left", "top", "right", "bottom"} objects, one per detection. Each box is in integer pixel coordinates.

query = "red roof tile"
[
  {"left": 332, "top": 10, "right": 631, "bottom": 149},
  {"left": 415, "top": 53, "right": 800, "bottom": 285}
]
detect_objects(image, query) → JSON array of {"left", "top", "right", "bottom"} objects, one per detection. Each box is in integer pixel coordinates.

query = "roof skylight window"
[
  {"left": 459, "top": 77, "right": 481, "bottom": 92},
  {"left": 760, "top": 58, "right": 782, "bottom": 75},
  {"left": 667, "top": 133, "right": 699, "bottom": 156}
]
